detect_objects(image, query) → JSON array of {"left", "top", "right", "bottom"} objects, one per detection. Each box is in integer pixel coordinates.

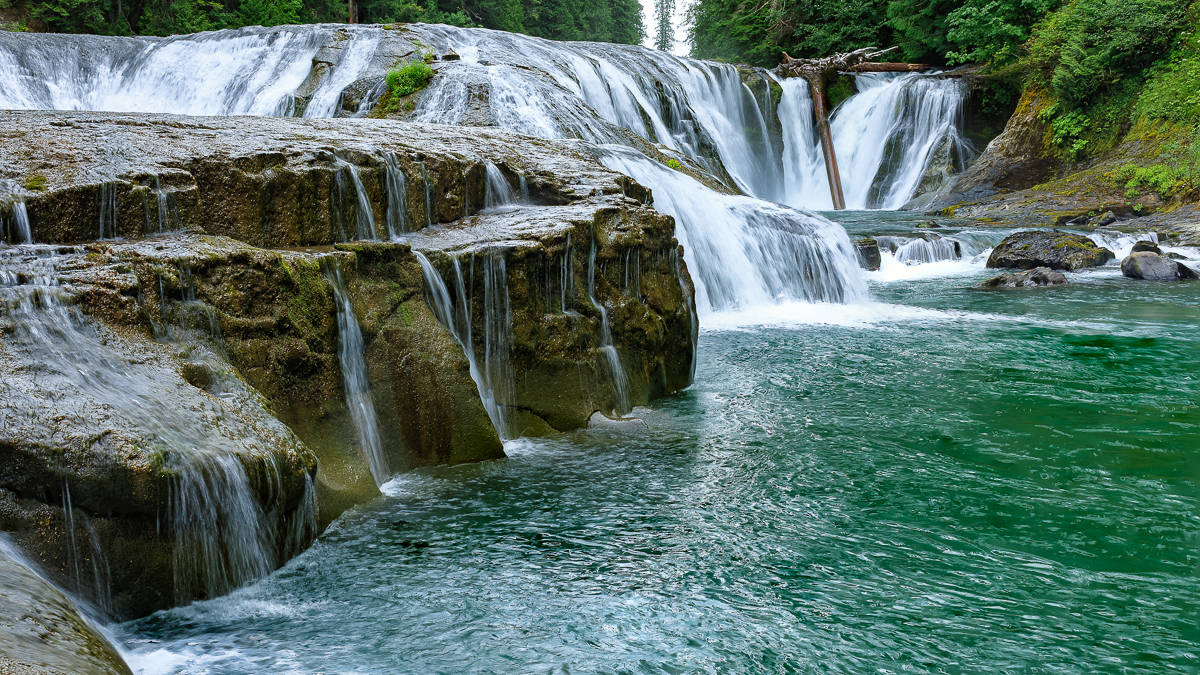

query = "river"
[{"left": 118, "top": 215, "right": 1200, "bottom": 674}]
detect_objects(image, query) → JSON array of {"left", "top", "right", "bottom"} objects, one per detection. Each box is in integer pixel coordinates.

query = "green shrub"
[
  {"left": 386, "top": 59, "right": 435, "bottom": 98},
  {"left": 665, "top": 159, "right": 682, "bottom": 170}
]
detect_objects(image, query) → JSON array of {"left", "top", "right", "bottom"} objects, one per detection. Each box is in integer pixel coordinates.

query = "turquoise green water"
[{"left": 122, "top": 223, "right": 1200, "bottom": 674}]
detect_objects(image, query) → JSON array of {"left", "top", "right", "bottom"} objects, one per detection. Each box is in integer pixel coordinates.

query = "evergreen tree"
[{"left": 653, "top": 0, "right": 673, "bottom": 51}]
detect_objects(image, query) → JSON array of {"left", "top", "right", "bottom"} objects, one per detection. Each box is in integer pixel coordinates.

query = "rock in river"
[
  {"left": 986, "top": 231, "right": 1114, "bottom": 270},
  {"left": 855, "top": 238, "right": 881, "bottom": 271},
  {"left": 1121, "top": 251, "right": 1200, "bottom": 280},
  {"left": 980, "top": 267, "right": 1068, "bottom": 288}
]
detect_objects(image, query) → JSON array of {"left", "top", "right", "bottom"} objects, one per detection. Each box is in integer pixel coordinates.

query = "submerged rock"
[
  {"left": 980, "top": 267, "right": 1068, "bottom": 288},
  {"left": 1121, "top": 251, "right": 1200, "bottom": 280},
  {"left": 986, "top": 231, "right": 1114, "bottom": 270},
  {"left": 0, "top": 543, "right": 132, "bottom": 675},
  {"left": 855, "top": 238, "right": 882, "bottom": 270}
]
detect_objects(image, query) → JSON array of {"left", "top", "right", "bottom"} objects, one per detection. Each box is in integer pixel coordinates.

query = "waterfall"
[
  {"left": 331, "top": 160, "right": 377, "bottom": 242},
  {"left": 97, "top": 183, "right": 118, "bottom": 240},
  {"left": 484, "top": 162, "right": 517, "bottom": 209},
  {"left": 0, "top": 27, "right": 325, "bottom": 115},
  {"left": 777, "top": 74, "right": 973, "bottom": 210},
  {"left": 2, "top": 196, "right": 32, "bottom": 245},
  {"left": 171, "top": 454, "right": 277, "bottom": 604},
  {"left": 598, "top": 146, "right": 867, "bottom": 314},
  {"left": 416, "top": 250, "right": 515, "bottom": 439},
  {"left": 587, "top": 239, "right": 631, "bottom": 416},
  {"left": 58, "top": 480, "right": 114, "bottom": 614},
  {"left": 148, "top": 177, "right": 182, "bottom": 234},
  {"left": 383, "top": 153, "right": 410, "bottom": 238},
  {"left": 304, "top": 32, "right": 381, "bottom": 118},
  {"left": 0, "top": 245, "right": 301, "bottom": 605},
  {"left": 322, "top": 259, "right": 389, "bottom": 485}
]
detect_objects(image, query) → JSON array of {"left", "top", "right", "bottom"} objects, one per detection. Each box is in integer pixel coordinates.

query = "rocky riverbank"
[
  {"left": 0, "top": 111, "right": 697, "bottom": 620},
  {"left": 926, "top": 88, "right": 1200, "bottom": 246}
]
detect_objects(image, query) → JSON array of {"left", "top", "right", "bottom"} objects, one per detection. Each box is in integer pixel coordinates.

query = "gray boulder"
[
  {"left": 980, "top": 267, "right": 1068, "bottom": 288},
  {"left": 1091, "top": 211, "right": 1118, "bottom": 227},
  {"left": 855, "top": 237, "right": 881, "bottom": 270},
  {"left": 1131, "top": 240, "right": 1161, "bottom": 254},
  {"left": 1121, "top": 251, "right": 1200, "bottom": 280},
  {"left": 986, "top": 231, "right": 1114, "bottom": 270}
]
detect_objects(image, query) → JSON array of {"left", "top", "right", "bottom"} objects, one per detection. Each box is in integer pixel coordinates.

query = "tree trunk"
[
  {"left": 349, "top": 0, "right": 357, "bottom": 23},
  {"left": 807, "top": 77, "right": 845, "bottom": 210}
]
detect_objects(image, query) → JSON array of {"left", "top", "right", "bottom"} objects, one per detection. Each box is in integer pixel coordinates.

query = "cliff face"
[{"left": 0, "top": 111, "right": 698, "bottom": 619}]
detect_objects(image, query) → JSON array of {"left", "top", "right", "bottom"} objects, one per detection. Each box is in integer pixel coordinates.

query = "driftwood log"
[{"left": 776, "top": 47, "right": 931, "bottom": 209}]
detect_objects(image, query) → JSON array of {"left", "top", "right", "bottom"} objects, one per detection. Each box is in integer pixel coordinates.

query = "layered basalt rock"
[{"left": 0, "top": 111, "right": 697, "bottom": 619}]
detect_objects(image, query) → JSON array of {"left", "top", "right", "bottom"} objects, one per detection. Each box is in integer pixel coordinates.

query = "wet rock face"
[
  {"left": 986, "top": 231, "right": 1114, "bottom": 271},
  {"left": 1121, "top": 251, "right": 1200, "bottom": 280},
  {"left": 0, "top": 544, "right": 132, "bottom": 675},
  {"left": 0, "top": 111, "right": 643, "bottom": 247},
  {"left": 0, "top": 110, "right": 698, "bottom": 620},
  {"left": 408, "top": 197, "right": 697, "bottom": 432},
  {"left": 980, "top": 267, "right": 1068, "bottom": 288}
]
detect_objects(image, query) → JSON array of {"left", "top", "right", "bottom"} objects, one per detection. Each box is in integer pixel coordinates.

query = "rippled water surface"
[{"left": 122, "top": 218, "right": 1200, "bottom": 674}]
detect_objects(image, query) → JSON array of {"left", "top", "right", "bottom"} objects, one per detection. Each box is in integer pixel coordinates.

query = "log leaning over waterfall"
[{"left": 776, "top": 47, "right": 930, "bottom": 209}]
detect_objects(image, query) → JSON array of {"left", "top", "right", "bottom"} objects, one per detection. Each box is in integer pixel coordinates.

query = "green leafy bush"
[
  {"left": 665, "top": 159, "right": 682, "bottom": 169},
  {"left": 386, "top": 59, "right": 434, "bottom": 98}
]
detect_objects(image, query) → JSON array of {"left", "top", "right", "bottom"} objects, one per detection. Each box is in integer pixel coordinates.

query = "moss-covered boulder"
[{"left": 986, "top": 231, "right": 1114, "bottom": 270}]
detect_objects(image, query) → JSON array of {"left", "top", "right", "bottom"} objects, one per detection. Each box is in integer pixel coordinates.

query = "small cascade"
[
  {"left": 383, "top": 153, "right": 410, "bottom": 238},
  {"left": 2, "top": 195, "right": 32, "bottom": 245},
  {"left": 303, "top": 32, "right": 381, "bottom": 118},
  {"left": 416, "top": 250, "right": 515, "bottom": 439},
  {"left": 322, "top": 259, "right": 389, "bottom": 485},
  {"left": 97, "top": 183, "right": 118, "bottom": 240},
  {"left": 283, "top": 474, "right": 318, "bottom": 560},
  {"left": 519, "top": 175, "right": 531, "bottom": 203},
  {"left": 599, "top": 146, "right": 867, "bottom": 315},
  {"left": 171, "top": 454, "right": 276, "bottom": 603},
  {"left": 483, "top": 162, "right": 517, "bottom": 209},
  {"left": 147, "top": 177, "right": 182, "bottom": 234},
  {"left": 1088, "top": 230, "right": 1158, "bottom": 260},
  {"left": 0, "top": 246, "right": 296, "bottom": 605},
  {"left": 560, "top": 232, "right": 574, "bottom": 313},
  {"left": 420, "top": 164, "right": 434, "bottom": 229},
  {"left": 57, "top": 480, "right": 114, "bottom": 615},
  {"left": 877, "top": 235, "right": 962, "bottom": 265},
  {"left": 331, "top": 160, "right": 377, "bottom": 242},
  {"left": 587, "top": 239, "right": 631, "bottom": 416}
]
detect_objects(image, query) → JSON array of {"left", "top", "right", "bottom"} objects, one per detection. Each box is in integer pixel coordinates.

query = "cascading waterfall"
[
  {"left": 97, "top": 184, "right": 118, "bottom": 240},
  {"left": 147, "top": 177, "right": 182, "bottom": 235},
  {"left": 599, "top": 146, "right": 867, "bottom": 314},
  {"left": 2, "top": 196, "right": 32, "bottom": 245},
  {"left": 0, "top": 245, "right": 300, "bottom": 605},
  {"left": 415, "top": 250, "right": 515, "bottom": 439},
  {"left": 0, "top": 23, "right": 979, "bottom": 315},
  {"left": 383, "top": 153, "right": 410, "bottom": 238},
  {"left": 777, "top": 74, "right": 973, "bottom": 210},
  {"left": 303, "top": 32, "right": 381, "bottom": 118},
  {"left": 0, "top": 27, "right": 325, "bottom": 115},
  {"left": 587, "top": 239, "right": 631, "bottom": 416},
  {"left": 322, "top": 259, "right": 389, "bottom": 485},
  {"left": 484, "top": 162, "right": 517, "bottom": 209},
  {"left": 331, "top": 160, "right": 378, "bottom": 242}
]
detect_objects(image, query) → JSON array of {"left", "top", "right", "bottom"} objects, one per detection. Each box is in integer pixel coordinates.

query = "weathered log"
[
  {"left": 846, "top": 62, "right": 930, "bottom": 72},
  {"left": 809, "top": 80, "right": 844, "bottom": 210}
]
